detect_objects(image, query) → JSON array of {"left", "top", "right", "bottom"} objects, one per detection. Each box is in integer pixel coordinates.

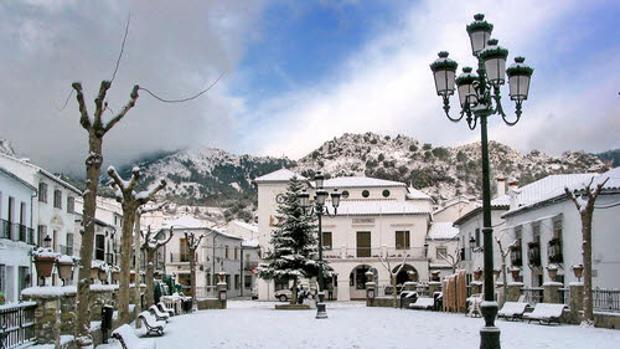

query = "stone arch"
[
  {"left": 349, "top": 264, "right": 378, "bottom": 300},
  {"left": 392, "top": 263, "right": 418, "bottom": 285}
]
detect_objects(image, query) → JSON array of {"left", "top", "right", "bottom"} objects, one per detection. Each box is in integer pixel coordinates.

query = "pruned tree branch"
[
  {"left": 104, "top": 84, "right": 140, "bottom": 133},
  {"left": 93, "top": 80, "right": 112, "bottom": 130},
  {"left": 71, "top": 82, "right": 91, "bottom": 130},
  {"left": 136, "top": 179, "right": 167, "bottom": 206}
]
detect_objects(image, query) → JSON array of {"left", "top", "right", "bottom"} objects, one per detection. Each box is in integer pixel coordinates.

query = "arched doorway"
[
  {"left": 349, "top": 264, "right": 377, "bottom": 300},
  {"left": 392, "top": 264, "right": 418, "bottom": 286}
]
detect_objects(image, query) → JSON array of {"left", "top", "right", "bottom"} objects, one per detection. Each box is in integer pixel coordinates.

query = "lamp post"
[
  {"left": 297, "top": 171, "right": 341, "bottom": 319},
  {"left": 430, "top": 14, "right": 533, "bottom": 349}
]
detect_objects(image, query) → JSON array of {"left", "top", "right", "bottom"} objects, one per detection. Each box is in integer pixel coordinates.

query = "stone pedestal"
[
  {"left": 505, "top": 282, "right": 523, "bottom": 302},
  {"left": 89, "top": 285, "right": 115, "bottom": 321},
  {"left": 365, "top": 281, "right": 376, "bottom": 307},
  {"left": 21, "top": 286, "right": 77, "bottom": 345},
  {"left": 428, "top": 281, "right": 441, "bottom": 296},
  {"left": 217, "top": 282, "right": 228, "bottom": 309},
  {"left": 543, "top": 281, "right": 563, "bottom": 304},
  {"left": 569, "top": 282, "right": 584, "bottom": 322},
  {"left": 470, "top": 281, "right": 483, "bottom": 295},
  {"left": 403, "top": 281, "right": 417, "bottom": 292}
]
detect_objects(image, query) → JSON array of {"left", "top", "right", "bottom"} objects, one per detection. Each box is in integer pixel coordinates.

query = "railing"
[
  {"left": 548, "top": 238, "right": 563, "bottom": 263},
  {"left": 169, "top": 252, "right": 191, "bottom": 263},
  {"left": 324, "top": 247, "right": 425, "bottom": 259},
  {"left": 593, "top": 289, "right": 620, "bottom": 313},
  {"left": 522, "top": 287, "right": 544, "bottom": 305},
  {"left": 0, "top": 220, "right": 35, "bottom": 245},
  {"left": 0, "top": 302, "right": 36, "bottom": 349},
  {"left": 558, "top": 287, "right": 569, "bottom": 305},
  {"left": 105, "top": 253, "right": 114, "bottom": 265}
]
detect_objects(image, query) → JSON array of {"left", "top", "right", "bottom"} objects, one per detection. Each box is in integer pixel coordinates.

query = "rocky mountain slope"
[{"left": 0, "top": 138, "right": 16, "bottom": 156}]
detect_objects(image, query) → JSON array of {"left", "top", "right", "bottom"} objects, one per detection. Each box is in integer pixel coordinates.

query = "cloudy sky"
[{"left": 1, "top": 0, "right": 618, "bottom": 174}]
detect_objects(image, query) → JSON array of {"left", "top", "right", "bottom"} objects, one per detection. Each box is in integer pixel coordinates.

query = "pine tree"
[{"left": 258, "top": 176, "right": 325, "bottom": 304}]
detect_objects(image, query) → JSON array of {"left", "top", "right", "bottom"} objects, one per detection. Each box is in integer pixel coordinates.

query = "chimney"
[
  {"left": 507, "top": 178, "right": 520, "bottom": 209},
  {"left": 495, "top": 175, "right": 506, "bottom": 197},
  {"left": 507, "top": 178, "right": 519, "bottom": 191}
]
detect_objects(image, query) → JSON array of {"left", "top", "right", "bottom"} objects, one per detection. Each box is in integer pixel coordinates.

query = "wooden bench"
[
  {"left": 523, "top": 303, "right": 567, "bottom": 325},
  {"left": 112, "top": 324, "right": 154, "bottom": 349},
  {"left": 138, "top": 311, "right": 166, "bottom": 336},
  {"left": 149, "top": 305, "right": 170, "bottom": 322},
  {"left": 498, "top": 302, "right": 531, "bottom": 321},
  {"left": 157, "top": 302, "right": 175, "bottom": 317}
]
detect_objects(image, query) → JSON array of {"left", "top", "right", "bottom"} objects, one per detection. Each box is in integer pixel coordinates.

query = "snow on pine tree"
[{"left": 258, "top": 176, "right": 328, "bottom": 304}]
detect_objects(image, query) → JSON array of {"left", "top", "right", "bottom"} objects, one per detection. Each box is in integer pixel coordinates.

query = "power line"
[
  {"left": 56, "top": 89, "right": 74, "bottom": 112},
  {"left": 110, "top": 14, "right": 131, "bottom": 83},
  {"left": 139, "top": 72, "right": 225, "bottom": 103}
]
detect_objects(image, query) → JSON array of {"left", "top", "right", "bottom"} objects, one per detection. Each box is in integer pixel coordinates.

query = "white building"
[
  {"left": 162, "top": 216, "right": 259, "bottom": 298},
  {"left": 254, "top": 169, "right": 435, "bottom": 301},
  {"left": 501, "top": 169, "right": 620, "bottom": 288},
  {"left": 0, "top": 154, "right": 81, "bottom": 286},
  {"left": 0, "top": 166, "right": 37, "bottom": 303},
  {"left": 426, "top": 222, "right": 460, "bottom": 279}
]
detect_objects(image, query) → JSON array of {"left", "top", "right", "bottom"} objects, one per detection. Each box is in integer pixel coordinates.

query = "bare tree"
[
  {"left": 133, "top": 201, "right": 167, "bottom": 327},
  {"left": 184, "top": 231, "right": 205, "bottom": 309},
  {"left": 378, "top": 253, "right": 409, "bottom": 308},
  {"left": 141, "top": 225, "right": 174, "bottom": 308},
  {"left": 565, "top": 176, "right": 609, "bottom": 326},
  {"left": 108, "top": 166, "right": 166, "bottom": 323},
  {"left": 438, "top": 247, "right": 462, "bottom": 274},
  {"left": 72, "top": 81, "right": 139, "bottom": 343},
  {"left": 494, "top": 235, "right": 518, "bottom": 307}
]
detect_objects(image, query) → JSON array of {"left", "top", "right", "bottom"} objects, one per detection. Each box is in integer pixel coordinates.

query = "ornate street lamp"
[
  {"left": 430, "top": 13, "right": 533, "bottom": 349},
  {"left": 297, "top": 171, "right": 341, "bottom": 319}
]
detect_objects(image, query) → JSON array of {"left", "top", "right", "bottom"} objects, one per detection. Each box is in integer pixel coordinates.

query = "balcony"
[
  {"left": 323, "top": 247, "right": 425, "bottom": 260},
  {"left": 0, "top": 219, "right": 35, "bottom": 245},
  {"left": 548, "top": 238, "right": 563, "bottom": 264},
  {"left": 243, "top": 262, "right": 259, "bottom": 272},
  {"left": 510, "top": 243, "right": 522, "bottom": 267},
  {"left": 527, "top": 241, "right": 541, "bottom": 267}
]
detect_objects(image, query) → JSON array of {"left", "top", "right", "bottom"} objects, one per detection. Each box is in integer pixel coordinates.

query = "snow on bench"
[
  {"left": 523, "top": 303, "right": 567, "bottom": 325},
  {"left": 498, "top": 302, "right": 530, "bottom": 321},
  {"left": 157, "top": 302, "right": 175, "bottom": 317},
  {"left": 111, "top": 324, "right": 154, "bottom": 349},
  {"left": 149, "top": 304, "right": 170, "bottom": 322},
  {"left": 138, "top": 311, "right": 166, "bottom": 336},
  {"left": 408, "top": 297, "right": 435, "bottom": 310}
]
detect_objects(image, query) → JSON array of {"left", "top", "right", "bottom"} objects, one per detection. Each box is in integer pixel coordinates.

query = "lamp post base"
[
  {"left": 480, "top": 301, "right": 500, "bottom": 349},
  {"left": 315, "top": 292, "right": 328, "bottom": 319}
]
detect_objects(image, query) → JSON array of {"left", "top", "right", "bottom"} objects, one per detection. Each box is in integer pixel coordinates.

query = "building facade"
[
  {"left": 254, "top": 169, "right": 435, "bottom": 301},
  {"left": 0, "top": 167, "right": 37, "bottom": 303}
]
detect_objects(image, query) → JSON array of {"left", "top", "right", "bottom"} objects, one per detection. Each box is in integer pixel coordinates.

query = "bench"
[
  {"left": 111, "top": 324, "right": 154, "bottom": 349},
  {"left": 138, "top": 311, "right": 166, "bottom": 336},
  {"left": 498, "top": 302, "right": 531, "bottom": 321},
  {"left": 523, "top": 303, "right": 567, "bottom": 325},
  {"left": 149, "top": 305, "right": 170, "bottom": 322},
  {"left": 157, "top": 302, "right": 175, "bottom": 317},
  {"left": 408, "top": 297, "right": 435, "bottom": 310}
]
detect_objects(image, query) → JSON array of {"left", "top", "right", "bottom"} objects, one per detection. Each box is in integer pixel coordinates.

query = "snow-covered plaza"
[{"left": 120, "top": 301, "right": 620, "bottom": 349}]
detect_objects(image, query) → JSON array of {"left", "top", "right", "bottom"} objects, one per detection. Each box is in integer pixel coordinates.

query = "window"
[
  {"left": 225, "top": 275, "right": 231, "bottom": 290},
  {"left": 206, "top": 273, "right": 211, "bottom": 286},
  {"left": 552, "top": 216, "right": 563, "bottom": 239},
  {"left": 67, "top": 196, "right": 75, "bottom": 214},
  {"left": 234, "top": 274, "right": 240, "bottom": 290},
  {"left": 382, "top": 189, "right": 390, "bottom": 198},
  {"left": 53, "top": 189, "right": 62, "bottom": 209},
  {"left": 95, "top": 235, "right": 105, "bottom": 261},
  {"left": 38, "top": 183, "right": 48, "bottom": 203},
  {"left": 244, "top": 275, "right": 252, "bottom": 289},
  {"left": 341, "top": 190, "right": 350, "bottom": 199},
  {"left": 361, "top": 190, "right": 370, "bottom": 198},
  {"left": 436, "top": 246, "right": 448, "bottom": 259},
  {"left": 0, "top": 264, "right": 5, "bottom": 297},
  {"left": 474, "top": 228, "right": 481, "bottom": 247},
  {"left": 395, "top": 231, "right": 410, "bottom": 250},
  {"left": 225, "top": 245, "right": 229, "bottom": 259},
  {"left": 66, "top": 233, "right": 74, "bottom": 256},
  {"left": 37, "top": 225, "right": 47, "bottom": 247},
  {"left": 322, "top": 232, "right": 332, "bottom": 250},
  {"left": 234, "top": 247, "right": 238, "bottom": 260},
  {"left": 18, "top": 266, "right": 29, "bottom": 294},
  {"left": 179, "top": 238, "right": 188, "bottom": 262}
]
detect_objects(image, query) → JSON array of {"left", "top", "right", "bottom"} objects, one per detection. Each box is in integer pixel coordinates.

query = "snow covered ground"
[{"left": 113, "top": 301, "right": 620, "bottom": 349}]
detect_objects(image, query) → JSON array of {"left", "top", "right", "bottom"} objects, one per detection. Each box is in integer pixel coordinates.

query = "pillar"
[
  {"left": 505, "top": 282, "right": 523, "bottom": 302},
  {"left": 543, "top": 281, "right": 563, "bottom": 304}
]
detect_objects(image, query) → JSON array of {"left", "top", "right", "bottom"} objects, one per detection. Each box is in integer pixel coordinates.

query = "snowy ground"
[{"left": 114, "top": 301, "right": 620, "bottom": 349}]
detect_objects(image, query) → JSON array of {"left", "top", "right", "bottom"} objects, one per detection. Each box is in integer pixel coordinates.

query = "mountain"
[
  {"left": 596, "top": 149, "right": 620, "bottom": 168},
  {"left": 61, "top": 132, "right": 608, "bottom": 220}
]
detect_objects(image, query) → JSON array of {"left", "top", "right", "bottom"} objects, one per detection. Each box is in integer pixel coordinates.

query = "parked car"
[{"left": 274, "top": 289, "right": 292, "bottom": 302}]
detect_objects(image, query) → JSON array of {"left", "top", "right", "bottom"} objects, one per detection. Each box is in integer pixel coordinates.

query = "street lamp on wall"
[
  {"left": 296, "top": 171, "right": 340, "bottom": 319},
  {"left": 429, "top": 13, "right": 533, "bottom": 349}
]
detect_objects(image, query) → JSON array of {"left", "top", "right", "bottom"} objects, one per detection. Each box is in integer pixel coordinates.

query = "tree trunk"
[
  {"left": 75, "top": 135, "right": 102, "bottom": 340},
  {"left": 291, "top": 278, "right": 298, "bottom": 305},
  {"left": 190, "top": 250, "right": 197, "bottom": 305},
  {"left": 582, "top": 210, "right": 594, "bottom": 325},
  {"left": 133, "top": 214, "right": 142, "bottom": 328},
  {"left": 118, "top": 204, "right": 137, "bottom": 323},
  {"left": 392, "top": 275, "right": 398, "bottom": 308},
  {"left": 145, "top": 248, "right": 156, "bottom": 308}
]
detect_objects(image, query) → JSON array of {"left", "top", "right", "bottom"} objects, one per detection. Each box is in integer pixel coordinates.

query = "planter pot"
[
  {"left": 473, "top": 269, "right": 483, "bottom": 281},
  {"left": 510, "top": 267, "right": 520, "bottom": 281},
  {"left": 97, "top": 269, "right": 107, "bottom": 283},
  {"left": 431, "top": 270, "right": 441, "bottom": 282},
  {"left": 34, "top": 255, "right": 56, "bottom": 278},
  {"left": 572, "top": 264, "right": 583, "bottom": 281},
  {"left": 56, "top": 261, "right": 74, "bottom": 282},
  {"left": 112, "top": 270, "right": 120, "bottom": 284},
  {"left": 130, "top": 271, "right": 136, "bottom": 284},
  {"left": 546, "top": 265, "right": 558, "bottom": 281},
  {"left": 217, "top": 272, "right": 226, "bottom": 284},
  {"left": 90, "top": 267, "right": 99, "bottom": 280}
]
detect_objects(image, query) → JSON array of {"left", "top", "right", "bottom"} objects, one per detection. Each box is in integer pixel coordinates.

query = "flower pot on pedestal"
[
  {"left": 546, "top": 264, "right": 558, "bottom": 282},
  {"left": 56, "top": 257, "right": 74, "bottom": 285},
  {"left": 509, "top": 267, "right": 521, "bottom": 282},
  {"left": 34, "top": 255, "right": 56, "bottom": 285}
]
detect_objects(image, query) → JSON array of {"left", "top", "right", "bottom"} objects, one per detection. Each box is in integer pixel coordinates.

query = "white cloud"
[{"left": 240, "top": 0, "right": 618, "bottom": 159}]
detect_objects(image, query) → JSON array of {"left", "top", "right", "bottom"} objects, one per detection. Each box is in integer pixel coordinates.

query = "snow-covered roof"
[
  {"left": 164, "top": 215, "right": 212, "bottom": 229},
  {"left": 406, "top": 186, "right": 432, "bottom": 201},
  {"left": 329, "top": 200, "right": 431, "bottom": 216},
  {"left": 452, "top": 194, "right": 511, "bottom": 226},
  {"left": 0, "top": 166, "right": 37, "bottom": 191},
  {"left": 427, "top": 222, "right": 459, "bottom": 240},
  {"left": 503, "top": 173, "right": 600, "bottom": 217},
  {"left": 323, "top": 176, "right": 406, "bottom": 188},
  {"left": 253, "top": 168, "right": 304, "bottom": 183},
  {"left": 242, "top": 239, "right": 259, "bottom": 248},
  {"left": 0, "top": 153, "right": 82, "bottom": 195},
  {"left": 229, "top": 220, "right": 258, "bottom": 233}
]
